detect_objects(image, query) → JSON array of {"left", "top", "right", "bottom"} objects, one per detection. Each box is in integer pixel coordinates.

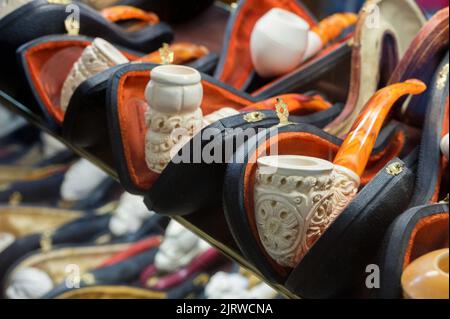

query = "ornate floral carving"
[
  {"left": 145, "top": 107, "right": 203, "bottom": 173},
  {"left": 60, "top": 39, "right": 128, "bottom": 112},
  {"left": 254, "top": 169, "right": 334, "bottom": 267},
  {"left": 330, "top": 166, "right": 359, "bottom": 220}
]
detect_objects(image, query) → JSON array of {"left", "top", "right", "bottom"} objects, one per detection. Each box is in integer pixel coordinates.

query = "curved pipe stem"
[
  {"left": 312, "top": 13, "right": 358, "bottom": 45},
  {"left": 139, "top": 43, "right": 209, "bottom": 65},
  {"left": 242, "top": 94, "right": 332, "bottom": 114},
  {"left": 334, "top": 79, "right": 426, "bottom": 176}
]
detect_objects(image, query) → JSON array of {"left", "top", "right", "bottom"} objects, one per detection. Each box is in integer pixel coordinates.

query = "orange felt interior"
[
  {"left": 242, "top": 130, "right": 406, "bottom": 276},
  {"left": 24, "top": 40, "right": 139, "bottom": 124},
  {"left": 402, "top": 213, "right": 449, "bottom": 270},
  {"left": 218, "top": 0, "right": 317, "bottom": 90},
  {"left": 116, "top": 70, "right": 254, "bottom": 190}
]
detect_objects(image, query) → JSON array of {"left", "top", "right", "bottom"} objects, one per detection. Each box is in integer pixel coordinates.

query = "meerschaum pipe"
[
  {"left": 154, "top": 220, "right": 210, "bottom": 273},
  {"left": 109, "top": 192, "right": 154, "bottom": 237},
  {"left": 205, "top": 272, "right": 278, "bottom": 299},
  {"left": 144, "top": 65, "right": 203, "bottom": 173},
  {"left": 250, "top": 8, "right": 357, "bottom": 78},
  {"left": 250, "top": 8, "right": 310, "bottom": 78},
  {"left": 60, "top": 38, "right": 129, "bottom": 113},
  {"left": 254, "top": 80, "right": 426, "bottom": 267},
  {"left": 60, "top": 158, "right": 109, "bottom": 202},
  {"left": 441, "top": 134, "right": 449, "bottom": 160},
  {"left": 402, "top": 249, "right": 449, "bottom": 299},
  {"left": 6, "top": 267, "right": 54, "bottom": 299}
]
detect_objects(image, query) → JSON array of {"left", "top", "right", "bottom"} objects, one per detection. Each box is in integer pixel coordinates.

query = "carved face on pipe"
[{"left": 254, "top": 79, "right": 427, "bottom": 267}]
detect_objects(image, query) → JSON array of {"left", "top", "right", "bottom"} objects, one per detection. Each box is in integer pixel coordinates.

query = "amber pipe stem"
[
  {"left": 333, "top": 79, "right": 427, "bottom": 177},
  {"left": 242, "top": 94, "right": 332, "bottom": 114},
  {"left": 312, "top": 12, "right": 358, "bottom": 45},
  {"left": 101, "top": 5, "right": 160, "bottom": 25},
  {"left": 138, "top": 43, "right": 209, "bottom": 65}
]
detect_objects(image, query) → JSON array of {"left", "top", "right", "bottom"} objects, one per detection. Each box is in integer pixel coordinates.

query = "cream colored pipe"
[
  {"left": 144, "top": 65, "right": 204, "bottom": 173},
  {"left": 154, "top": 220, "right": 210, "bottom": 273},
  {"left": 60, "top": 38, "right": 129, "bottom": 113},
  {"left": 250, "top": 8, "right": 357, "bottom": 78},
  {"left": 254, "top": 80, "right": 426, "bottom": 267}
]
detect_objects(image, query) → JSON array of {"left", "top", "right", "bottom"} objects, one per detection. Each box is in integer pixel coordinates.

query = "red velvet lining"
[
  {"left": 24, "top": 39, "right": 138, "bottom": 124},
  {"left": 242, "top": 130, "right": 406, "bottom": 276},
  {"left": 403, "top": 213, "right": 449, "bottom": 270},
  {"left": 218, "top": 0, "right": 317, "bottom": 90}
]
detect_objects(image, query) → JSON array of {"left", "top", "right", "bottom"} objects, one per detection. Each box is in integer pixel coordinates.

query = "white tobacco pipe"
[
  {"left": 250, "top": 8, "right": 357, "bottom": 78},
  {"left": 254, "top": 80, "right": 427, "bottom": 267},
  {"left": 154, "top": 220, "right": 209, "bottom": 272},
  {"left": 144, "top": 65, "right": 203, "bottom": 173},
  {"left": 60, "top": 38, "right": 129, "bottom": 113},
  {"left": 6, "top": 267, "right": 54, "bottom": 299},
  {"left": 60, "top": 158, "right": 109, "bottom": 202},
  {"left": 109, "top": 192, "right": 154, "bottom": 237}
]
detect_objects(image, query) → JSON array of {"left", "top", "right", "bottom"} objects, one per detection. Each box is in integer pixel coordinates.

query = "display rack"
[{"left": 0, "top": 87, "right": 299, "bottom": 299}]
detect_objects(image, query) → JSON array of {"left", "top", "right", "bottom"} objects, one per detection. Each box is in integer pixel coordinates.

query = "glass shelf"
[{"left": 0, "top": 88, "right": 299, "bottom": 299}]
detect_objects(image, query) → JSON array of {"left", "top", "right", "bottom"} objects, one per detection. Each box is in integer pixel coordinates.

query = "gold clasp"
[
  {"left": 243, "top": 111, "right": 265, "bottom": 123},
  {"left": 159, "top": 43, "right": 174, "bottom": 65},
  {"left": 385, "top": 162, "right": 404, "bottom": 176},
  {"left": 9, "top": 192, "right": 22, "bottom": 207},
  {"left": 40, "top": 230, "right": 53, "bottom": 252}
]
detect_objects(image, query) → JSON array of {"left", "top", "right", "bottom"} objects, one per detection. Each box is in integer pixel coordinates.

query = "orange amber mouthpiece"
[
  {"left": 242, "top": 94, "right": 332, "bottom": 114},
  {"left": 138, "top": 43, "right": 209, "bottom": 65},
  {"left": 333, "top": 79, "right": 427, "bottom": 176},
  {"left": 101, "top": 6, "right": 160, "bottom": 25},
  {"left": 312, "top": 12, "right": 358, "bottom": 45}
]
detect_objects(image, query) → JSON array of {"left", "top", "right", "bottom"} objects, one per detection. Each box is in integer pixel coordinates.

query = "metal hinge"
[
  {"left": 243, "top": 111, "right": 265, "bottom": 123},
  {"left": 385, "top": 162, "right": 404, "bottom": 176},
  {"left": 40, "top": 230, "right": 53, "bottom": 252}
]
